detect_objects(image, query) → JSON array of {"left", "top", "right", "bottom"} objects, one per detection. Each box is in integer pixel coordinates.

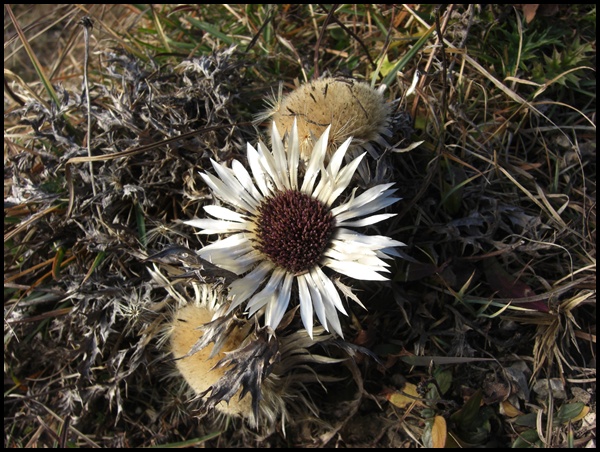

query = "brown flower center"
[{"left": 255, "top": 190, "right": 334, "bottom": 273}]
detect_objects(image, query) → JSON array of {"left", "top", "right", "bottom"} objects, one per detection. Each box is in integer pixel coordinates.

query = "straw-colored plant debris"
[{"left": 5, "top": 4, "right": 596, "bottom": 448}]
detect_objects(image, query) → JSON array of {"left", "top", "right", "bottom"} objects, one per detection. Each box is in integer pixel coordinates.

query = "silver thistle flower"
[{"left": 186, "top": 120, "right": 404, "bottom": 337}]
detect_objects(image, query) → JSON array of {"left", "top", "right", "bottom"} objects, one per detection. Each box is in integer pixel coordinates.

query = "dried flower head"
[
  {"left": 260, "top": 77, "right": 393, "bottom": 161},
  {"left": 185, "top": 120, "right": 404, "bottom": 338},
  {"left": 170, "top": 302, "right": 254, "bottom": 417},
  {"left": 150, "top": 266, "right": 343, "bottom": 431}
]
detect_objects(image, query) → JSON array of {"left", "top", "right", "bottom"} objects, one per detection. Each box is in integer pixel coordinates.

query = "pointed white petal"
[
  {"left": 184, "top": 218, "right": 246, "bottom": 234},
  {"left": 304, "top": 270, "right": 327, "bottom": 332},
  {"left": 231, "top": 160, "right": 263, "bottom": 208},
  {"left": 270, "top": 121, "right": 289, "bottom": 189},
  {"left": 297, "top": 274, "right": 314, "bottom": 338},
  {"left": 324, "top": 153, "right": 366, "bottom": 206},
  {"left": 331, "top": 183, "right": 398, "bottom": 219},
  {"left": 312, "top": 137, "right": 354, "bottom": 202},
  {"left": 203, "top": 205, "right": 246, "bottom": 222},
  {"left": 326, "top": 243, "right": 386, "bottom": 265},
  {"left": 338, "top": 213, "right": 397, "bottom": 227},
  {"left": 247, "top": 267, "right": 286, "bottom": 315},
  {"left": 313, "top": 266, "right": 347, "bottom": 315},
  {"left": 247, "top": 143, "right": 271, "bottom": 197},
  {"left": 308, "top": 268, "right": 344, "bottom": 337},
  {"left": 327, "top": 136, "right": 352, "bottom": 179},
  {"left": 322, "top": 297, "right": 344, "bottom": 337},
  {"left": 257, "top": 141, "right": 286, "bottom": 192},
  {"left": 228, "top": 261, "right": 273, "bottom": 311},
  {"left": 265, "top": 272, "right": 293, "bottom": 331},
  {"left": 377, "top": 246, "right": 405, "bottom": 258},
  {"left": 224, "top": 250, "right": 262, "bottom": 274},
  {"left": 287, "top": 119, "right": 300, "bottom": 190},
  {"left": 200, "top": 171, "right": 253, "bottom": 213},
  {"left": 312, "top": 177, "right": 332, "bottom": 204},
  {"left": 198, "top": 232, "right": 248, "bottom": 252},
  {"left": 324, "top": 248, "right": 392, "bottom": 277},
  {"left": 336, "top": 195, "right": 400, "bottom": 224},
  {"left": 301, "top": 125, "right": 330, "bottom": 194},
  {"left": 210, "top": 159, "right": 258, "bottom": 211},
  {"left": 335, "top": 228, "right": 405, "bottom": 249},
  {"left": 324, "top": 259, "right": 390, "bottom": 281},
  {"left": 198, "top": 233, "right": 254, "bottom": 273}
]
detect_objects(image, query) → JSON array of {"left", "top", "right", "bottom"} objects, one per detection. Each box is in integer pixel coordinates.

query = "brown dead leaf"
[
  {"left": 500, "top": 400, "right": 524, "bottom": 417},
  {"left": 431, "top": 415, "right": 447, "bottom": 448},
  {"left": 521, "top": 4, "right": 539, "bottom": 24},
  {"left": 518, "top": 4, "right": 561, "bottom": 23},
  {"left": 385, "top": 382, "right": 423, "bottom": 409}
]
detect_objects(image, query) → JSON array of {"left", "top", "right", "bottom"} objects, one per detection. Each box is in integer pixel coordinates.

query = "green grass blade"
[{"left": 381, "top": 24, "right": 435, "bottom": 87}]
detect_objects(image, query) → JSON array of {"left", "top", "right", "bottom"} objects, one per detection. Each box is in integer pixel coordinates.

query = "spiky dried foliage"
[
  {"left": 5, "top": 4, "right": 596, "bottom": 449},
  {"left": 4, "top": 16, "right": 261, "bottom": 446}
]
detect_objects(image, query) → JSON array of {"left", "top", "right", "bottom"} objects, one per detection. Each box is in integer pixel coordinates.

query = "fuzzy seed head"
[
  {"left": 170, "top": 305, "right": 251, "bottom": 417},
  {"left": 269, "top": 77, "right": 392, "bottom": 159}
]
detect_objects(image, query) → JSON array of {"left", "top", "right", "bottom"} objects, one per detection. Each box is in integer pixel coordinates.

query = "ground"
[{"left": 4, "top": 4, "right": 596, "bottom": 448}]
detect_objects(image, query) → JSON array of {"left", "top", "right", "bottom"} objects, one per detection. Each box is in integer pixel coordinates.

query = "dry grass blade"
[
  {"left": 4, "top": 205, "right": 62, "bottom": 242},
  {"left": 497, "top": 165, "right": 567, "bottom": 230},
  {"left": 5, "top": 5, "right": 60, "bottom": 107}
]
